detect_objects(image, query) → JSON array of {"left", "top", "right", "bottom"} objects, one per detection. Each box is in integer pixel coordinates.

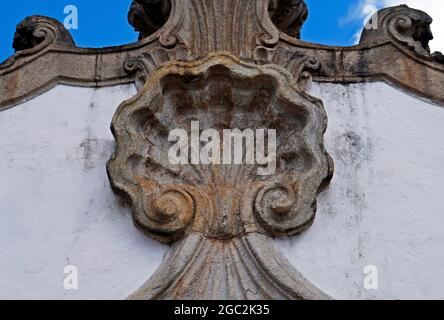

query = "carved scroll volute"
[
  {"left": 141, "top": 186, "right": 195, "bottom": 241},
  {"left": 108, "top": 53, "right": 333, "bottom": 299},
  {"left": 360, "top": 5, "right": 443, "bottom": 63}
]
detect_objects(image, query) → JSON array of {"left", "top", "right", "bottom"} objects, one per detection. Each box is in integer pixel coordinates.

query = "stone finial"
[
  {"left": 107, "top": 52, "right": 333, "bottom": 299},
  {"left": 12, "top": 16, "right": 75, "bottom": 52},
  {"left": 128, "top": 0, "right": 172, "bottom": 39},
  {"left": 128, "top": 0, "right": 309, "bottom": 41},
  {"left": 269, "top": 0, "right": 308, "bottom": 38}
]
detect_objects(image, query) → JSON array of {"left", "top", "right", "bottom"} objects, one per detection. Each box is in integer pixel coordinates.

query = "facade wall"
[
  {"left": 0, "top": 82, "right": 443, "bottom": 299},
  {"left": 279, "top": 82, "right": 444, "bottom": 299},
  {"left": 0, "top": 85, "right": 166, "bottom": 299}
]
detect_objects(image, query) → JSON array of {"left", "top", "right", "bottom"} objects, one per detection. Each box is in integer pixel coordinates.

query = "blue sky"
[{"left": 0, "top": 1, "right": 442, "bottom": 62}]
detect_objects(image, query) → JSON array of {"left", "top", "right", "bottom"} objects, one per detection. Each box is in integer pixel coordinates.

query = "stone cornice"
[
  {"left": 1, "top": 3, "right": 443, "bottom": 111},
  {"left": 108, "top": 51, "right": 334, "bottom": 299}
]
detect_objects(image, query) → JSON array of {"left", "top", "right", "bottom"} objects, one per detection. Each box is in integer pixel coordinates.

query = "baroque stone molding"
[
  {"left": 12, "top": 15, "right": 75, "bottom": 53},
  {"left": 253, "top": 45, "right": 321, "bottom": 93},
  {"left": 1, "top": 3, "right": 444, "bottom": 111},
  {"left": 123, "top": 45, "right": 192, "bottom": 90},
  {"left": 129, "top": 233, "right": 329, "bottom": 299},
  {"left": 360, "top": 5, "right": 444, "bottom": 64},
  {"left": 129, "top": 0, "right": 308, "bottom": 41},
  {"left": 128, "top": 0, "right": 173, "bottom": 40},
  {"left": 107, "top": 52, "right": 333, "bottom": 299},
  {"left": 2, "top": 0, "right": 444, "bottom": 300},
  {"left": 1, "top": 16, "right": 75, "bottom": 70}
]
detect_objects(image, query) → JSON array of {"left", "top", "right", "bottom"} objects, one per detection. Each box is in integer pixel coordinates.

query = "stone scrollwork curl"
[
  {"left": 268, "top": 0, "right": 308, "bottom": 39},
  {"left": 12, "top": 15, "right": 75, "bottom": 53},
  {"left": 0, "top": 15, "right": 76, "bottom": 70},
  {"left": 128, "top": 0, "right": 180, "bottom": 49},
  {"left": 360, "top": 5, "right": 443, "bottom": 63},
  {"left": 141, "top": 187, "right": 195, "bottom": 237},
  {"left": 123, "top": 45, "right": 191, "bottom": 90},
  {"left": 257, "top": 184, "right": 296, "bottom": 216}
]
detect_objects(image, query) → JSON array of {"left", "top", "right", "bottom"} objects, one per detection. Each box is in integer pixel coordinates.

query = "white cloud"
[
  {"left": 350, "top": 0, "right": 444, "bottom": 52},
  {"left": 345, "top": 0, "right": 380, "bottom": 44}
]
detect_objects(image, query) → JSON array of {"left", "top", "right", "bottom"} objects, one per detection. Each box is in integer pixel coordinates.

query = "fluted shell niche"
[{"left": 108, "top": 53, "right": 333, "bottom": 245}]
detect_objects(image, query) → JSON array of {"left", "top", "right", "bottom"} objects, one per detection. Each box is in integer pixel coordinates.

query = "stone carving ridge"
[
  {"left": 253, "top": 46, "right": 321, "bottom": 92},
  {"left": 128, "top": 233, "right": 331, "bottom": 300},
  {"left": 0, "top": 15, "right": 75, "bottom": 71},
  {"left": 107, "top": 52, "right": 333, "bottom": 298},
  {"left": 109, "top": 52, "right": 333, "bottom": 241},
  {"left": 360, "top": 5, "right": 443, "bottom": 63},
  {"left": 269, "top": 0, "right": 308, "bottom": 38},
  {"left": 12, "top": 15, "right": 75, "bottom": 53},
  {"left": 129, "top": 0, "right": 309, "bottom": 46}
]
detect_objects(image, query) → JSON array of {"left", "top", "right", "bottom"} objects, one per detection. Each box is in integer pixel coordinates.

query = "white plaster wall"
[
  {"left": 1, "top": 81, "right": 444, "bottom": 300},
  {"left": 0, "top": 85, "right": 167, "bottom": 300},
  {"left": 277, "top": 82, "right": 444, "bottom": 300}
]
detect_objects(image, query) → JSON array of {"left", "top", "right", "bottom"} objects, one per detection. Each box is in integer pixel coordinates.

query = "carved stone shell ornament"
[
  {"left": 2, "top": 0, "right": 444, "bottom": 300},
  {"left": 107, "top": 52, "right": 333, "bottom": 300}
]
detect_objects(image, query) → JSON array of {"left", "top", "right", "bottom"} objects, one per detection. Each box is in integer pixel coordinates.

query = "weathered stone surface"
[
  {"left": 0, "top": 84, "right": 169, "bottom": 300},
  {"left": 360, "top": 5, "right": 444, "bottom": 63},
  {"left": 107, "top": 52, "right": 333, "bottom": 299},
  {"left": 128, "top": 0, "right": 172, "bottom": 40},
  {"left": 12, "top": 15, "right": 75, "bottom": 53},
  {"left": 1, "top": 4, "right": 444, "bottom": 110},
  {"left": 129, "top": 233, "right": 330, "bottom": 300},
  {"left": 1, "top": 0, "right": 444, "bottom": 301},
  {"left": 108, "top": 53, "right": 333, "bottom": 240},
  {"left": 269, "top": 0, "right": 308, "bottom": 38},
  {"left": 129, "top": 0, "right": 308, "bottom": 41},
  {"left": 2, "top": 81, "right": 444, "bottom": 300}
]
